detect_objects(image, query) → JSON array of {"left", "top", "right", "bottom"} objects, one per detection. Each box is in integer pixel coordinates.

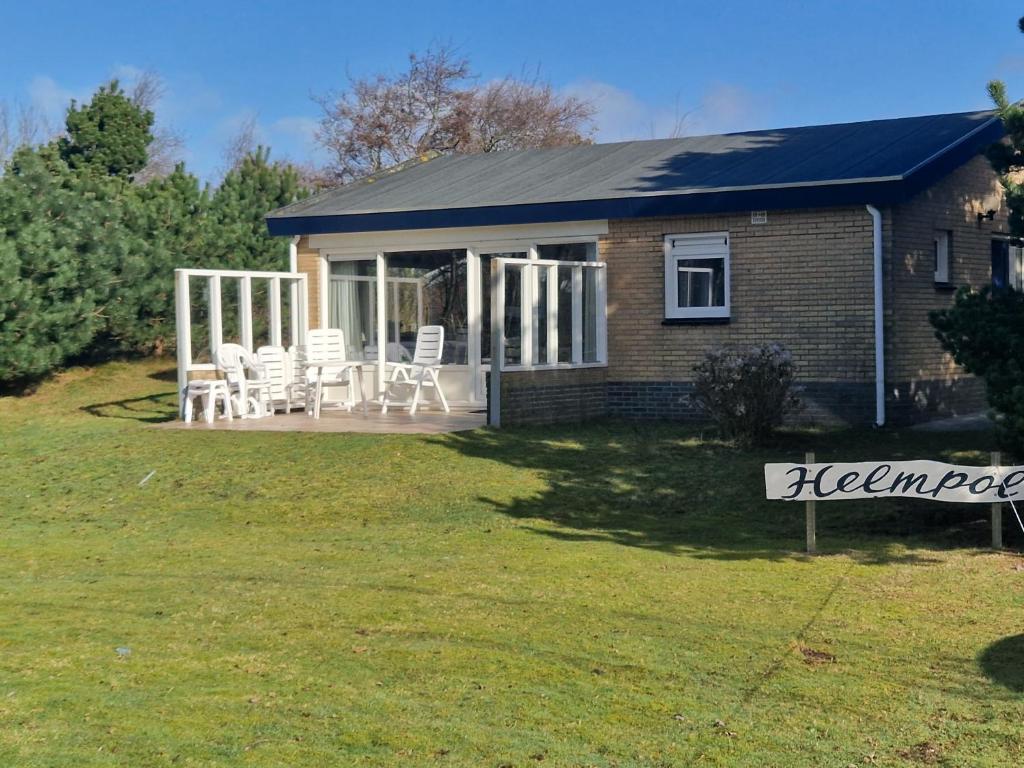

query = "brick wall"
[
  {"left": 498, "top": 367, "right": 607, "bottom": 425},
  {"left": 295, "top": 236, "right": 322, "bottom": 329},
  {"left": 885, "top": 154, "right": 1008, "bottom": 422},
  {"left": 601, "top": 207, "right": 877, "bottom": 424}
]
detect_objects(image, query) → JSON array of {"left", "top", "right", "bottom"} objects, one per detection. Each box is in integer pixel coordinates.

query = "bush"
[
  {"left": 930, "top": 286, "right": 1024, "bottom": 453},
  {"left": 691, "top": 343, "right": 802, "bottom": 445}
]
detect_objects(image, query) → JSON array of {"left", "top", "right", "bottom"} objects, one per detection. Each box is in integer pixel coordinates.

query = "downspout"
[
  {"left": 288, "top": 235, "right": 299, "bottom": 273},
  {"left": 866, "top": 205, "right": 885, "bottom": 427}
]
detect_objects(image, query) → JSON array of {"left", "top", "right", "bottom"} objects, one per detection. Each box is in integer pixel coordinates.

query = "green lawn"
[{"left": 2, "top": 360, "right": 1023, "bottom": 767}]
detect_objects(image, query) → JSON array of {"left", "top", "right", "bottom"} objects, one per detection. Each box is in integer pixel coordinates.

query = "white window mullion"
[
  {"left": 269, "top": 277, "right": 282, "bottom": 347},
  {"left": 521, "top": 264, "right": 533, "bottom": 368},
  {"left": 239, "top": 276, "right": 253, "bottom": 351},
  {"left": 297, "top": 276, "right": 309, "bottom": 346},
  {"left": 391, "top": 280, "right": 399, "bottom": 343},
  {"left": 288, "top": 278, "right": 299, "bottom": 347},
  {"left": 466, "top": 248, "right": 481, "bottom": 402},
  {"left": 495, "top": 260, "right": 506, "bottom": 371},
  {"left": 571, "top": 266, "right": 583, "bottom": 364},
  {"left": 546, "top": 264, "right": 558, "bottom": 365},
  {"left": 208, "top": 274, "right": 222, "bottom": 361},
  {"left": 416, "top": 281, "right": 424, "bottom": 328},
  {"left": 596, "top": 265, "right": 608, "bottom": 364}
]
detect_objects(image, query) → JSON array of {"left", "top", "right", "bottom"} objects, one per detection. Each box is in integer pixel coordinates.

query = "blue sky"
[{"left": 4, "top": 1, "right": 1024, "bottom": 184}]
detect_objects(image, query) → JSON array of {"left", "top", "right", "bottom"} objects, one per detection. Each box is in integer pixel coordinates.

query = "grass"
[{"left": 1, "top": 359, "right": 1023, "bottom": 766}]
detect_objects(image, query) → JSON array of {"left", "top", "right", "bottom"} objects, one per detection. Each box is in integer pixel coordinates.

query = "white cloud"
[
  {"left": 215, "top": 109, "right": 264, "bottom": 141},
  {"left": 268, "top": 115, "right": 325, "bottom": 161},
  {"left": 690, "top": 82, "right": 769, "bottom": 135},
  {"left": 564, "top": 79, "right": 772, "bottom": 142},
  {"left": 158, "top": 73, "right": 223, "bottom": 122},
  {"left": 27, "top": 75, "right": 89, "bottom": 126},
  {"left": 111, "top": 63, "right": 145, "bottom": 84},
  {"left": 565, "top": 79, "right": 685, "bottom": 142},
  {"left": 271, "top": 115, "right": 318, "bottom": 143}
]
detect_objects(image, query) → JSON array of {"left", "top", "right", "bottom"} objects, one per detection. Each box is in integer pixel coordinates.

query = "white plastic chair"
[
  {"left": 380, "top": 325, "right": 450, "bottom": 415},
  {"left": 183, "top": 379, "right": 233, "bottom": 423},
  {"left": 256, "top": 345, "right": 306, "bottom": 414},
  {"left": 216, "top": 343, "right": 273, "bottom": 418},
  {"left": 295, "top": 329, "right": 357, "bottom": 413}
]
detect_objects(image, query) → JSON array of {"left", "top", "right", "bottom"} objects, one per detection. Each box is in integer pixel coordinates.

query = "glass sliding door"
[
  {"left": 328, "top": 259, "right": 377, "bottom": 359},
  {"left": 386, "top": 250, "right": 468, "bottom": 364}
]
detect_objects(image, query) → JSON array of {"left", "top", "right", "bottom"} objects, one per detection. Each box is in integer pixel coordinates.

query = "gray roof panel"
[{"left": 267, "top": 109, "right": 1001, "bottom": 232}]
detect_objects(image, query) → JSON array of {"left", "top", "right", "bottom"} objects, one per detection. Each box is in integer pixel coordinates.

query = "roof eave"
[{"left": 265, "top": 179, "right": 905, "bottom": 236}]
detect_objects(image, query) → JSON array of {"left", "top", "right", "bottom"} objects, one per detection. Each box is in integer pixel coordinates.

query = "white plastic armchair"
[
  {"left": 216, "top": 343, "right": 273, "bottom": 418},
  {"left": 294, "top": 329, "right": 357, "bottom": 413},
  {"left": 380, "top": 325, "right": 450, "bottom": 415},
  {"left": 256, "top": 345, "right": 306, "bottom": 414}
]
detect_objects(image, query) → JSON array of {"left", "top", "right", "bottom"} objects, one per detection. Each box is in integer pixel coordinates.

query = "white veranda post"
[{"left": 174, "top": 268, "right": 309, "bottom": 417}]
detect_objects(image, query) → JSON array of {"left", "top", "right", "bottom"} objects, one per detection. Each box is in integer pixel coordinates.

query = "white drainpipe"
[
  {"left": 288, "top": 235, "right": 299, "bottom": 272},
  {"left": 866, "top": 205, "right": 885, "bottom": 427}
]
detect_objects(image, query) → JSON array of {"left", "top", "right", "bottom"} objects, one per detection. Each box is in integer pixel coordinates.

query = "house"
[{"left": 255, "top": 109, "right": 1011, "bottom": 427}]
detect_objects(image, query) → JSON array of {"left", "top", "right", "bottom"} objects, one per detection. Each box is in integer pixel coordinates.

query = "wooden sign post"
[
  {"left": 805, "top": 451, "right": 816, "bottom": 555},
  {"left": 766, "top": 454, "right": 1021, "bottom": 554},
  {"left": 992, "top": 451, "right": 1003, "bottom": 550}
]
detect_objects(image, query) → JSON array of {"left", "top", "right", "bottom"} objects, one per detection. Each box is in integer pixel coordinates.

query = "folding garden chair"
[{"left": 380, "top": 325, "right": 450, "bottom": 415}]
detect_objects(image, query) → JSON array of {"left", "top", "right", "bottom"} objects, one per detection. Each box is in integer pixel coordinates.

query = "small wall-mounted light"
[{"left": 977, "top": 209, "right": 997, "bottom": 225}]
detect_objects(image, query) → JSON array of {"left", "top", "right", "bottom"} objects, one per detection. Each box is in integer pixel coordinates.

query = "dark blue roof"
[{"left": 267, "top": 110, "right": 1002, "bottom": 235}]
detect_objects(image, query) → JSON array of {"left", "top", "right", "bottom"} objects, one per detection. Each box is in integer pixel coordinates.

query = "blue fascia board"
[{"left": 266, "top": 179, "right": 905, "bottom": 236}]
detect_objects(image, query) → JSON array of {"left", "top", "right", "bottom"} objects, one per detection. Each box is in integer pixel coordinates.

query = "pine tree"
[
  {"left": 986, "top": 78, "right": 1024, "bottom": 236},
  {"left": 206, "top": 147, "right": 308, "bottom": 271},
  {"left": 929, "top": 17, "right": 1024, "bottom": 447},
  {"left": 0, "top": 146, "right": 126, "bottom": 386},
  {"left": 100, "top": 164, "right": 210, "bottom": 355},
  {"left": 58, "top": 80, "right": 154, "bottom": 180}
]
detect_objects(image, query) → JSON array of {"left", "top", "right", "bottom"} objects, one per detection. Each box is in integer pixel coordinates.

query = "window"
[
  {"left": 492, "top": 256, "right": 606, "bottom": 369},
  {"left": 994, "top": 239, "right": 1024, "bottom": 292},
  {"left": 1012, "top": 245, "right": 1024, "bottom": 292},
  {"left": 934, "top": 230, "right": 951, "bottom": 284},
  {"left": 328, "top": 259, "right": 377, "bottom": 359},
  {"left": 664, "top": 233, "right": 729, "bottom": 320}
]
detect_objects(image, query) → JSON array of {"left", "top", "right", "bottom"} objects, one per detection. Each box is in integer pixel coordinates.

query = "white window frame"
[
  {"left": 664, "top": 232, "right": 730, "bottom": 320},
  {"left": 934, "top": 230, "right": 951, "bottom": 284},
  {"left": 491, "top": 256, "right": 607, "bottom": 372},
  {"left": 1010, "top": 244, "right": 1024, "bottom": 292}
]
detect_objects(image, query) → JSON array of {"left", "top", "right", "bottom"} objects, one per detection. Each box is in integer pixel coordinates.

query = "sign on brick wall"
[{"left": 764, "top": 460, "right": 1024, "bottom": 503}]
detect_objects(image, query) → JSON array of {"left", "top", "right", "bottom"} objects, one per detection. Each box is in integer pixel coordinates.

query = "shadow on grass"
[
  {"left": 435, "top": 421, "right": 1003, "bottom": 562},
  {"left": 979, "top": 634, "right": 1024, "bottom": 692},
  {"left": 80, "top": 392, "right": 178, "bottom": 424},
  {"left": 148, "top": 367, "right": 180, "bottom": 383}
]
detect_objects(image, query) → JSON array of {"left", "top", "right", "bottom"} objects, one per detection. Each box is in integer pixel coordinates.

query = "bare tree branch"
[
  {"left": 126, "top": 70, "right": 186, "bottom": 184},
  {"left": 314, "top": 46, "right": 595, "bottom": 185},
  {"left": 219, "top": 114, "right": 260, "bottom": 179},
  {"left": 0, "top": 100, "right": 53, "bottom": 167}
]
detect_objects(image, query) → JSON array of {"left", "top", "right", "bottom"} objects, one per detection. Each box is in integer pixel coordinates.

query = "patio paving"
[{"left": 158, "top": 407, "right": 487, "bottom": 434}]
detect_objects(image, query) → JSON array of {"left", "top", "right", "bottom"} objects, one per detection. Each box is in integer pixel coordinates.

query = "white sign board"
[{"left": 765, "top": 460, "right": 1024, "bottom": 504}]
